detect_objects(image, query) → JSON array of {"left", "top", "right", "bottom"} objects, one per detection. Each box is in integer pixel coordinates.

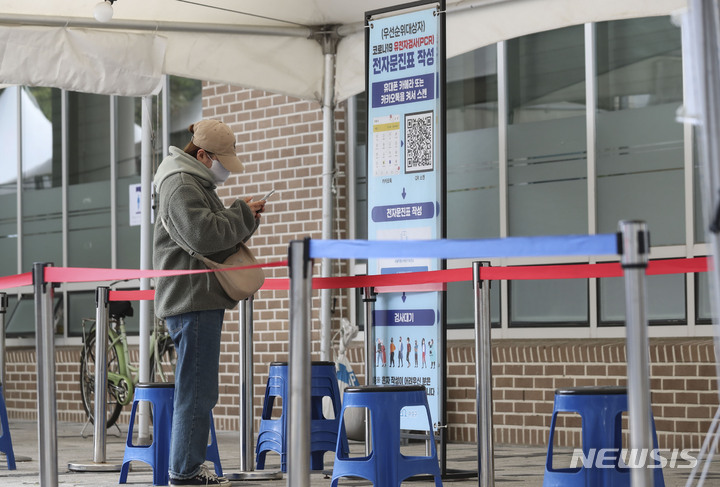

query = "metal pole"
[
  {"left": 362, "top": 286, "right": 376, "bottom": 454},
  {"left": 318, "top": 36, "right": 339, "bottom": 363},
  {"left": 138, "top": 94, "right": 154, "bottom": 442},
  {"left": 287, "top": 239, "right": 312, "bottom": 487},
  {"left": 33, "top": 262, "right": 57, "bottom": 487},
  {"left": 619, "top": 220, "right": 653, "bottom": 487},
  {"left": 473, "top": 262, "right": 495, "bottom": 487},
  {"left": 0, "top": 292, "right": 7, "bottom": 388},
  {"left": 93, "top": 287, "right": 109, "bottom": 462},
  {"left": 227, "top": 297, "right": 282, "bottom": 481},
  {"left": 68, "top": 287, "right": 122, "bottom": 472},
  {"left": 239, "top": 297, "right": 254, "bottom": 471}
]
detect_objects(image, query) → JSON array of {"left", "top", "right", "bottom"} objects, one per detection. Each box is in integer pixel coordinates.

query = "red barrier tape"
[
  {"left": 42, "top": 260, "right": 288, "bottom": 284},
  {"left": 2, "top": 257, "right": 711, "bottom": 300},
  {"left": 109, "top": 290, "right": 156, "bottom": 301},
  {"left": 0, "top": 272, "right": 33, "bottom": 290}
]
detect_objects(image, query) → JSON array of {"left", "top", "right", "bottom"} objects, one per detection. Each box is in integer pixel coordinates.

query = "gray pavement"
[{"left": 0, "top": 420, "right": 715, "bottom": 486}]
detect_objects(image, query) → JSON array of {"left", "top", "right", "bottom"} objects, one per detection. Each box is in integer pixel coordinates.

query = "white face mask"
[{"left": 208, "top": 156, "right": 230, "bottom": 184}]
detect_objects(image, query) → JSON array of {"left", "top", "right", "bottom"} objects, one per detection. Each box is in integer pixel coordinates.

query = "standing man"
[{"left": 154, "top": 119, "right": 267, "bottom": 486}]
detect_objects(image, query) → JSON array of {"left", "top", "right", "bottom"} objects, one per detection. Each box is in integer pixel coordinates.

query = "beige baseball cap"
[{"left": 189, "top": 119, "right": 244, "bottom": 173}]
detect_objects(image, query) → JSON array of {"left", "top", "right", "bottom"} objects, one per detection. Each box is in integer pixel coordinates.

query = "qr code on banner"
[{"left": 404, "top": 111, "right": 433, "bottom": 173}]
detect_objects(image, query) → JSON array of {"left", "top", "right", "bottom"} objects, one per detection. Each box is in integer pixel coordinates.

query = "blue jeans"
[{"left": 165, "top": 309, "right": 224, "bottom": 479}]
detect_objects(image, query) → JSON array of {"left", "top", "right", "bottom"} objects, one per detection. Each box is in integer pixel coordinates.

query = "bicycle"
[{"left": 79, "top": 300, "right": 177, "bottom": 429}]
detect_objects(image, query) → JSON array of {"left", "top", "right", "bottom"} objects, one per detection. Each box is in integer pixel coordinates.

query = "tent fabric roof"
[{"left": 0, "top": 0, "right": 686, "bottom": 101}]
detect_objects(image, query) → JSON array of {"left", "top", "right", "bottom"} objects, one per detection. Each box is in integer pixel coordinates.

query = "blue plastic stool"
[
  {"left": 0, "top": 384, "right": 16, "bottom": 470},
  {"left": 544, "top": 385, "right": 665, "bottom": 487},
  {"left": 330, "top": 385, "right": 442, "bottom": 487},
  {"left": 256, "top": 361, "right": 347, "bottom": 472},
  {"left": 309, "top": 361, "right": 348, "bottom": 471},
  {"left": 120, "top": 383, "right": 174, "bottom": 486},
  {"left": 119, "top": 383, "right": 223, "bottom": 485}
]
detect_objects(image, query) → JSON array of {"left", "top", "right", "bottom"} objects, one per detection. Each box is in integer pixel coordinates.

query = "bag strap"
[{"left": 161, "top": 216, "right": 206, "bottom": 262}]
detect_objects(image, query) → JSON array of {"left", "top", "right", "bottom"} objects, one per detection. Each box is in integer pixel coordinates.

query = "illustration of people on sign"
[
  {"left": 406, "top": 339, "right": 412, "bottom": 368},
  {"left": 398, "top": 336, "right": 404, "bottom": 367},
  {"left": 381, "top": 340, "right": 387, "bottom": 367},
  {"left": 422, "top": 337, "right": 427, "bottom": 368},
  {"left": 376, "top": 339, "right": 382, "bottom": 367},
  {"left": 414, "top": 339, "right": 419, "bottom": 367},
  {"left": 390, "top": 337, "right": 396, "bottom": 367},
  {"left": 429, "top": 339, "right": 435, "bottom": 369}
]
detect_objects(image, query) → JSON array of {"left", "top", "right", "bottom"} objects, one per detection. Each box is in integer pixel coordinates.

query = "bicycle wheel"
[
  {"left": 79, "top": 330, "right": 124, "bottom": 428},
  {"left": 150, "top": 333, "right": 177, "bottom": 383}
]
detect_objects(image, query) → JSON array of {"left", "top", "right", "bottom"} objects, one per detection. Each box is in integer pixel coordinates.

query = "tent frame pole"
[{"left": 314, "top": 27, "right": 340, "bottom": 362}]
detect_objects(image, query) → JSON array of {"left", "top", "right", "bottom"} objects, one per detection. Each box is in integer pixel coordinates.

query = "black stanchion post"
[
  {"left": 68, "top": 286, "right": 122, "bottom": 472},
  {"left": 33, "top": 262, "right": 57, "bottom": 487},
  {"left": 362, "top": 286, "right": 376, "bottom": 454},
  {"left": 227, "top": 296, "right": 282, "bottom": 481},
  {"left": 287, "top": 238, "right": 312, "bottom": 487},
  {"left": 618, "top": 220, "right": 653, "bottom": 487},
  {"left": 473, "top": 262, "right": 494, "bottom": 487},
  {"left": 0, "top": 292, "right": 7, "bottom": 388}
]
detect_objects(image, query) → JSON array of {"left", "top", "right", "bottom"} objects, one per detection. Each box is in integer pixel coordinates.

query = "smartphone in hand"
[{"left": 260, "top": 189, "right": 276, "bottom": 201}]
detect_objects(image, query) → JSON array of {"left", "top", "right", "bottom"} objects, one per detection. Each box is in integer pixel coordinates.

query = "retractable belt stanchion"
[
  {"left": 227, "top": 296, "right": 282, "bottom": 481},
  {"left": 362, "top": 286, "right": 376, "bottom": 454},
  {"left": 0, "top": 292, "right": 6, "bottom": 387},
  {"left": 619, "top": 220, "right": 654, "bottom": 487},
  {"left": 68, "top": 286, "right": 122, "bottom": 472},
  {"left": 287, "top": 238, "right": 312, "bottom": 487},
  {"left": 473, "top": 262, "right": 495, "bottom": 487},
  {"left": 33, "top": 262, "right": 58, "bottom": 487}
]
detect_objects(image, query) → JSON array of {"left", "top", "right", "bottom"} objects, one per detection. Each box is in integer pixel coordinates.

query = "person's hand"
[{"left": 245, "top": 196, "right": 266, "bottom": 219}]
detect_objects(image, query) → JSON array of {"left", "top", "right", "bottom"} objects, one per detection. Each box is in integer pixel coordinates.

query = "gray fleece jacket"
[{"left": 153, "top": 146, "right": 258, "bottom": 318}]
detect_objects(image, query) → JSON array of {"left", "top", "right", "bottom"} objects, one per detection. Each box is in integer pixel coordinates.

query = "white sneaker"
[{"left": 170, "top": 465, "right": 231, "bottom": 486}]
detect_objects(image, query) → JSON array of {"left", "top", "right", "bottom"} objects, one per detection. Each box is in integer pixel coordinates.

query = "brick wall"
[
  {"left": 4, "top": 338, "right": 718, "bottom": 450},
  {"left": 442, "top": 338, "right": 718, "bottom": 449}
]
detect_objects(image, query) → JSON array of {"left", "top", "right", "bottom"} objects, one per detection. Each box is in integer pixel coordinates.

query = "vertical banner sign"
[{"left": 366, "top": 1, "right": 445, "bottom": 432}]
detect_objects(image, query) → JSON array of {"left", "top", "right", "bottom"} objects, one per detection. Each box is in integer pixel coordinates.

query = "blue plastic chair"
[
  {"left": 256, "top": 361, "right": 347, "bottom": 472},
  {"left": 544, "top": 385, "right": 665, "bottom": 487},
  {"left": 331, "top": 385, "right": 442, "bottom": 487},
  {"left": 119, "top": 383, "right": 223, "bottom": 486},
  {"left": 0, "top": 384, "right": 16, "bottom": 470}
]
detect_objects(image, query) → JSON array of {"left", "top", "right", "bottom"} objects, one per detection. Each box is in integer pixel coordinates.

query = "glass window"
[
  {"left": 506, "top": 26, "right": 589, "bottom": 326},
  {"left": 599, "top": 271, "right": 686, "bottom": 325},
  {"left": 510, "top": 278, "right": 588, "bottom": 327},
  {"left": 595, "top": 17, "right": 684, "bottom": 245},
  {"left": 507, "top": 25, "right": 588, "bottom": 237},
  {"left": 445, "top": 46, "right": 500, "bottom": 326},
  {"left": 446, "top": 280, "right": 501, "bottom": 328},
  {"left": 168, "top": 76, "right": 203, "bottom": 148},
  {"left": 67, "top": 291, "right": 98, "bottom": 338},
  {"left": 67, "top": 92, "right": 112, "bottom": 268},
  {"left": 0, "top": 88, "right": 19, "bottom": 277},
  {"left": 116, "top": 96, "right": 142, "bottom": 269},
  {"left": 696, "top": 272, "right": 713, "bottom": 324},
  {"left": 693, "top": 129, "right": 708, "bottom": 244},
  {"left": 6, "top": 295, "right": 62, "bottom": 337},
  {"left": 65, "top": 290, "right": 141, "bottom": 337},
  {"left": 22, "top": 87, "right": 62, "bottom": 271},
  {"left": 447, "top": 46, "right": 499, "bottom": 240},
  {"left": 595, "top": 17, "right": 685, "bottom": 325}
]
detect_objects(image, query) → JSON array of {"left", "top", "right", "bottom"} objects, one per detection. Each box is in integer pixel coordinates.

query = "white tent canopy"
[{"left": 0, "top": 0, "right": 686, "bottom": 100}]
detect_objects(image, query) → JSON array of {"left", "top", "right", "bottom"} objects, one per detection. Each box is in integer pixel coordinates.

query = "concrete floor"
[{"left": 0, "top": 420, "right": 716, "bottom": 486}]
